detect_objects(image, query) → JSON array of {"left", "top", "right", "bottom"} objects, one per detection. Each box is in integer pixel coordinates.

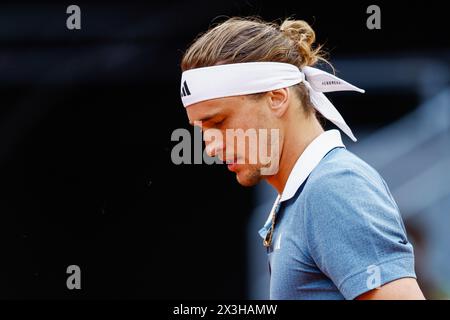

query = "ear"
[{"left": 267, "top": 88, "right": 290, "bottom": 118}]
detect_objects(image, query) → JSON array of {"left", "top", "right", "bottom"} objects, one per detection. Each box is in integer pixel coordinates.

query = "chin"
[{"left": 235, "top": 167, "right": 262, "bottom": 187}]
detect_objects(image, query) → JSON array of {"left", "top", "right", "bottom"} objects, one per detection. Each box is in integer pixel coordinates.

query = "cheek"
[{"left": 231, "top": 113, "right": 261, "bottom": 130}]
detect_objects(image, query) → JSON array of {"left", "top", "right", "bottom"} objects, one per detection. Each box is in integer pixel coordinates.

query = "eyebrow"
[{"left": 189, "top": 113, "right": 219, "bottom": 126}]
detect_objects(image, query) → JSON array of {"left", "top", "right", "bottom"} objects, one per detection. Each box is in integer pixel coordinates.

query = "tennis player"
[{"left": 179, "top": 17, "right": 425, "bottom": 300}]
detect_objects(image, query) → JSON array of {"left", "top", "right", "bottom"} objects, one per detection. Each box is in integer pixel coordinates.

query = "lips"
[{"left": 225, "top": 157, "right": 240, "bottom": 171}]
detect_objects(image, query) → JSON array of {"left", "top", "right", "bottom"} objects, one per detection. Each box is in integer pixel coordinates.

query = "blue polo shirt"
[{"left": 259, "top": 130, "right": 416, "bottom": 300}]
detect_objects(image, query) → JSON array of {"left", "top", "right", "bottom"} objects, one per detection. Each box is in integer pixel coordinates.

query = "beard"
[{"left": 235, "top": 164, "right": 263, "bottom": 187}]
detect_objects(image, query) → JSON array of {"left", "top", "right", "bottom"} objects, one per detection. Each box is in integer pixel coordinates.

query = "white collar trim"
[
  {"left": 280, "top": 129, "right": 345, "bottom": 202},
  {"left": 261, "top": 130, "right": 345, "bottom": 229}
]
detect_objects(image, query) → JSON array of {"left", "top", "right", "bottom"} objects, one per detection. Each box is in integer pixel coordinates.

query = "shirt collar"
[
  {"left": 258, "top": 129, "right": 345, "bottom": 240},
  {"left": 280, "top": 129, "right": 345, "bottom": 203}
]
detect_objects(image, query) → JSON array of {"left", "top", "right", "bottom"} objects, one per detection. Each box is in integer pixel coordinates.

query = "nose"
[
  {"left": 205, "top": 139, "right": 224, "bottom": 158},
  {"left": 203, "top": 129, "right": 224, "bottom": 158}
]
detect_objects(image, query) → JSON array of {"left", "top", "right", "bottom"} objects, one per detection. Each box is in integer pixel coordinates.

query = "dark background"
[{"left": 0, "top": 1, "right": 448, "bottom": 299}]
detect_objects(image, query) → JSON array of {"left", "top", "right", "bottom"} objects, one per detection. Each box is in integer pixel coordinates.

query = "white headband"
[{"left": 180, "top": 62, "right": 364, "bottom": 142}]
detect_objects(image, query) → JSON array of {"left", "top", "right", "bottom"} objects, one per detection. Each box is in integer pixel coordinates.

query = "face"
[{"left": 186, "top": 94, "right": 282, "bottom": 187}]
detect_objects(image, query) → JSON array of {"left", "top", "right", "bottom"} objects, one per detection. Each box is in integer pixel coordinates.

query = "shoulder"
[
  {"left": 299, "top": 147, "right": 399, "bottom": 224},
  {"left": 304, "top": 147, "right": 387, "bottom": 198}
]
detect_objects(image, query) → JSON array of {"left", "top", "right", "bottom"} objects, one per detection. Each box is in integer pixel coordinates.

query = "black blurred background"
[{"left": 0, "top": 1, "right": 448, "bottom": 299}]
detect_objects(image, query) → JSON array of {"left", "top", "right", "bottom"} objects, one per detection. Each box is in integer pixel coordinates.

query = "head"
[{"left": 181, "top": 17, "right": 329, "bottom": 186}]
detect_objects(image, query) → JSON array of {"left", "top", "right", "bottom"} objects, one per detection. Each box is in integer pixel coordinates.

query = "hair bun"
[{"left": 280, "top": 19, "right": 322, "bottom": 67}]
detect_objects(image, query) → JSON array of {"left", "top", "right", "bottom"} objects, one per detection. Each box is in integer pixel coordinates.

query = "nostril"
[{"left": 205, "top": 144, "right": 216, "bottom": 157}]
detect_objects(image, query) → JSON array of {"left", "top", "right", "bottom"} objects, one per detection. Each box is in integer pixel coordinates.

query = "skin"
[
  {"left": 186, "top": 87, "right": 425, "bottom": 300},
  {"left": 356, "top": 278, "right": 425, "bottom": 300}
]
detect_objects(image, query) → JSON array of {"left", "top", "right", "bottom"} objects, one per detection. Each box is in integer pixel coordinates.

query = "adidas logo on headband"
[{"left": 180, "top": 80, "right": 191, "bottom": 98}]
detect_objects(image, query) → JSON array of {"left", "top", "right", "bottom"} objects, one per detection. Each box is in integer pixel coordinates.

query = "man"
[{"left": 179, "top": 17, "right": 425, "bottom": 300}]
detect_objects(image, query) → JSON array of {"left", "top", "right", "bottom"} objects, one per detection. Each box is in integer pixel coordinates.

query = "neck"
[{"left": 266, "top": 116, "right": 324, "bottom": 195}]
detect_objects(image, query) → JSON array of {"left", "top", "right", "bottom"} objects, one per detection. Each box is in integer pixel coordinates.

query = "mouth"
[{"left": 225, "top": 157, "right": 239, "bottom": 172}]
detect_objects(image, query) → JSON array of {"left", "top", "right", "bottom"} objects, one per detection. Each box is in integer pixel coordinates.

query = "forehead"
[{"left": 186, "top": 96, "right": 245, "bottom": 123}]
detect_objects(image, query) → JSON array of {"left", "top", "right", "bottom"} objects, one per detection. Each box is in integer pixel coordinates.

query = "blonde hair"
[{"left": 181, "top": 16, "right": 331, "bottom": 118}]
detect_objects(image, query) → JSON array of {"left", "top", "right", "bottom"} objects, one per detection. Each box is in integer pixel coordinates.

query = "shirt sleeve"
[{"left": 303, "top": 166, "right": 417, "bottom": 300}]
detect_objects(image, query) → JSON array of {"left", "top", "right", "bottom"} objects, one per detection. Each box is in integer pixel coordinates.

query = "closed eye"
[
  {"left": 197, "top": 117, "right": 226, "bottom": 131},
  {"left": 214, "top": 119, "right": 224, "bottom": 127},
  {"left": 215, "top": 116, "right": 228, "bottom": 127}
]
